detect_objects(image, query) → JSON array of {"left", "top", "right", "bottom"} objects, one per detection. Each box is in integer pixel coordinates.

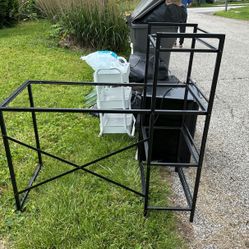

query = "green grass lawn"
[
  {"left": 0, "top": 21, "right": 186, "bottom": 249},
  {"left": 191, "top": 1, "right": 249, "bottom": 7},
  {"left": 214, "top": 5, "right": 249, "bottom": 19}
]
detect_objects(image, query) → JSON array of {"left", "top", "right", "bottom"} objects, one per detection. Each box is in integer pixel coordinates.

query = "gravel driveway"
[{"left": 171, "top": 11, "right": 249, "bottom": 249}]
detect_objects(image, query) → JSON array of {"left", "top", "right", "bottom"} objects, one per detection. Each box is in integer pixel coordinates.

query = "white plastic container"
[
  {"left": 93, "top": 57, "right": 130, "bottom": 84},
  {"left": 94, "top": 59, "right": 135, "bottom": 136},
  {"left": 97, "top": 87, "right": 132, "bottom": 109},
  {"left": 100, "top": 114, "right": 135, "bottom": 135}
]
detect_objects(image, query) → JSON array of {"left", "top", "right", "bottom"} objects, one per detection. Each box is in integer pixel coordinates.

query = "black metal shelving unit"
[
  {"left": 0, "top": 23, "right": 225, "bottom": 222},
  {"left": 139, "top": 23, "right": 225, "bottom": 221}
]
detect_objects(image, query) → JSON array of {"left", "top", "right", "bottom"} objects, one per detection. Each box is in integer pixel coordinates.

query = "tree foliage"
[{"left": 0, "top": 0, "right": 19, "bottom": 28}]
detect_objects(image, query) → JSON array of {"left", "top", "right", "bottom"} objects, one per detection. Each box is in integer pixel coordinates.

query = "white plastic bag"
[{"left": 80, "top": 50, "right": 127, "bottom": 71}]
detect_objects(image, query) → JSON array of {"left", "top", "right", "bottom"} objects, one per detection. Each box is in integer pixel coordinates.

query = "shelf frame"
[{"left": 140, "top": 22, "right": 225, "bottom": 221}]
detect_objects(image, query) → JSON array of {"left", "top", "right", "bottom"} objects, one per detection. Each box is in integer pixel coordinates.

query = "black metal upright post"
[
  {"left": 186, "top": 25, "right": 198, "bottom": 84},
  {"left": 138, "top": 23, "right": 152, "bottom": 198},
  {"left": 142, "top": 24, "right": 152, "bottom": 109},
  {"left": 144, "top": 34, "right": 160, "bottom": 216},
  {"left": 16, "top": 84, "right": 44, "bottom": 208},
  {"left": 27, "top": 84, "right": 43, "bottom": 167},
  {"left": 175, "top": 25, "right": 197, "bottom": 171},
  {"left": 0, "top": 111, "right": 21, "bottom": 210},
  {"left": 190, "top": 36, "right": 225, "bottom": 222}
]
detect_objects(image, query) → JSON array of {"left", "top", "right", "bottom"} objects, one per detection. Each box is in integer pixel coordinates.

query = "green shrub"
[
  {"left": 18, "top": 0, "right": 41, "bottom": 20},
  {"left": 62, "top": 1, "right": 129, "bottom": 51},
  {"left": 0, "top": 0, "right": 19, "bottom": 28},
  {"left": 36, "top": 0, "right": 61, "bottom": 19},
  {"left": 36, "top": 0, "right": 129, "bottom": 51}
]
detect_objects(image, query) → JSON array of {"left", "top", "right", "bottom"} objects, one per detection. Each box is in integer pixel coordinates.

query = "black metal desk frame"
[{"left": 0, "top": 23, "right": 225, "bottom": 222}]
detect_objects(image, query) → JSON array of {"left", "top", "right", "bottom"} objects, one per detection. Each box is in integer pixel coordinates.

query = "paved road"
[
  {"left": 171, "top": 11, "right": 249, "bottom": 249},
  {"left": 189, "top": 5, "right": 246, "bottom": 13}
]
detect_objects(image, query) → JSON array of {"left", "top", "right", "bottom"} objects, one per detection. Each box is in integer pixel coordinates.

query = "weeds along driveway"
[{"left": 172, "top": 11, "right": 249, "bottom": 249}]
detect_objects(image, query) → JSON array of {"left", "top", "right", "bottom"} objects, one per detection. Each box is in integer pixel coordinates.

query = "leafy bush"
[
  {"left": 18, "top": 0, "right": 41, "bottom": 20},
  {"left": 0, "top": 0, "right": 19, "bottom": 28},
  {"left": 36, "top": 0, "right": 129, "bottom": 51}
]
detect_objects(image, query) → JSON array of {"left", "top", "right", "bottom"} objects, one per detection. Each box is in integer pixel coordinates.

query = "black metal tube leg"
[
  {"left": 143, "top": 164, "right": 150, "bottom": 217},
  {"left": 144, "top": 116, "right": 153, "bottom": 216},
  {"left": 190, "top": 115, "right": 210, "bottom": 222},
  {"left": 190, "top": 207, "right": 195, "bottom": 222},
  {"left": 0, "top": 111, "right": 21, "bottom": 210},
  {"left": 190, "top": 165, "right": 202, "bottom": 222},
  {"left": 28, "top": 84, "right": 43, "bottom": 166}
]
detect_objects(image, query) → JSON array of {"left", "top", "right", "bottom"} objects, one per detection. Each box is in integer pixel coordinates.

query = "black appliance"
[{"left": 138, "top": 83, "right": 198, "bottom": 163}]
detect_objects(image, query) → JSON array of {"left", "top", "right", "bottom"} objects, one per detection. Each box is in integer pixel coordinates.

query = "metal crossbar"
[{"left": 6, "top": 135, "right": 147, "bottom": 209}]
